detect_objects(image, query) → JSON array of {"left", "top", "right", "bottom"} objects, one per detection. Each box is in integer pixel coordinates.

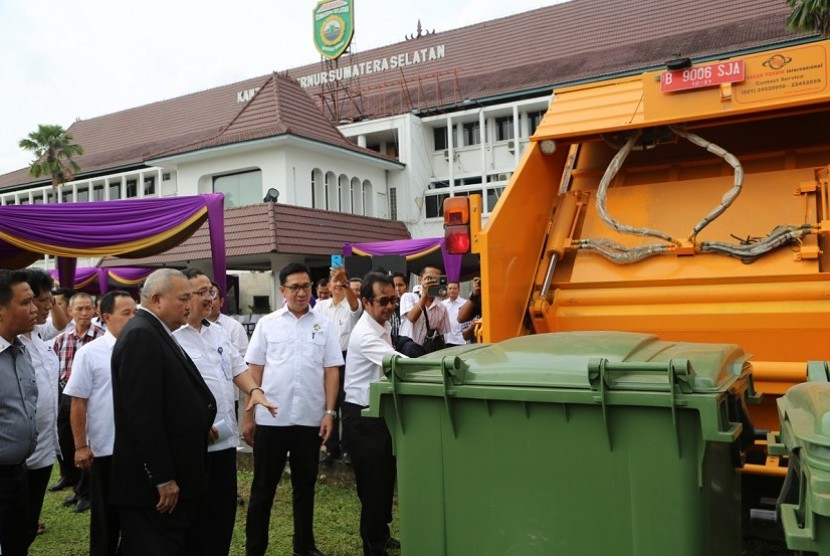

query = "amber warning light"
[{"left": 444, "top": 197, "right": 471, "bottom": 254}]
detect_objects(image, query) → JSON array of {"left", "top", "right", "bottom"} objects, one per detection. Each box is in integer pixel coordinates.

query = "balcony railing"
[{"left": 0, "top": 167, "right": 174, "bottom": 206}]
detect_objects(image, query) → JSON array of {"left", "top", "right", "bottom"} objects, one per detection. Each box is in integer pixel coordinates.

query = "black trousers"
[
  {"left": 192, "top": 448, "right": 237, "bottom": 556},
  {"left": 24, "top": 463, "right": 52, "bottom": 549},
  {"left": 90, "top": 456, "right": 120, "bottom": 556},
  {"left": 324, "top": 359, "right": 348, "bottom": 457},
  {"left": 119, "top": 497, "right": 199, "bottom": 556},
  {"left": 0, "top": 463, "right": 30, "bottom": 556},
  {"left": 342, "top": 402, "right": 396, "bottom": 556},
  {"left": 245, "top": 425, "right": 321, "bottom": 556},
  {"left": 57, "top": 393, "right": 89, "bottom": 498}
]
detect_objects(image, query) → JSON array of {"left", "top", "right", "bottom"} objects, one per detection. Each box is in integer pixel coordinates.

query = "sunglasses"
[{"left": 372, "top": 296, "right": 400, "bottom": 306}]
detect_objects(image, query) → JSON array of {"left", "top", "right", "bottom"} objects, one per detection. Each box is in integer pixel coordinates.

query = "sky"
[{"left": 0, "top": 0, "right": 563, "bottom": 175}]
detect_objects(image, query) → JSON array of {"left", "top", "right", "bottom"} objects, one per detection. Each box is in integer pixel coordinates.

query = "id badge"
[{"left": 218, "top": 347, "right": 232, "bottom": 380}]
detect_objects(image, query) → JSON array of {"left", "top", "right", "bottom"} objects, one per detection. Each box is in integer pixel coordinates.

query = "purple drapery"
[
  {"left": 49, "top": 267, "right": 157, "bottom": 295},
  {"left": 343, "top": 237, "right": 462, "bottom": 282},
  {"left": 0, "top": 194, "right": 226, "bottom": 294}
]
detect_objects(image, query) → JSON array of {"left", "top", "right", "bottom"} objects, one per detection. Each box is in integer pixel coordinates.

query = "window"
[
  {"left": 462, "top": 122, "right": 483, "bottom": 146},
  {"left": 527, "top": 110, "right": 545, "bottom": 136},
  {"left": 126, "top": 179, "right": 138, "bottom": 198},
  {"left": 109, "top": 181, "right": 121, "bottom": 200},
  {"left": 311, "top": 169, "right": 325, "bottom": 209},
  {"left": 487, "top": 186, "right": 505, "bottom": 212},
  {"left": 76, "top": 187, "right": 89, "bottom": 202},
  {"left": 338, "top": 174, "right": 349, "bottom": 212},
  {"left": 425, "top": 193, "right": 450, "bottom": 219},
  {"left": 389, "top": 186, "right": 397, "bottom": 220},
  {"left": 212, "top": 170, "right": 262, "bottom": 208},
  {"left": 350, "top": 177, "right": 362, "bottom": 215},
  {"left": 144, "top": 176, "right": 156, "bottom": 196},
  {"left": 325, "top": 172, "right": 337, "bottom": 210},
  {"left": 363, "top": 180, "right": 373, "bottom": 216},
  {"left": 433, "top": 126, "right": 448, "bottom": 151},
  {"left": 496, "top": 116, "right": 514, "bottom": 141}
]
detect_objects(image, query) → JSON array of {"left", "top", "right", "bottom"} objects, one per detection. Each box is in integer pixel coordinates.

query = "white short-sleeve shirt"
[
  {"left": 21, "top": 332, "right": 60, "bottom": 469},
  {"left": 246, "top": 307, "right": 344, "bottom": 427},
  {"left": 62, "top": 332, "right": 116, "bottom": 457},
  {"left": 442, "top": 296, "right": 469, "bottom": 345},
  {"left": 174, "top": 320, "right": 248, "bottom": 452},
  {"left": 345, "top": 311, "right": 407, "bottom": 407},
  {"left": 312, "top": 297, "right": 362, "bottom": 352},
  {"left": 216, "top": 313, "right": 249, "bottom": 359}
]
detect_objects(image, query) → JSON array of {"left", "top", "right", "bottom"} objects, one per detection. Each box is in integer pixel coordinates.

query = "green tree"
[
  {"left": 786, "top": 0, "right": 830, "bottom": 37},
  {"left": 18, "top": 124, "right": 84, "bottom": 187}
]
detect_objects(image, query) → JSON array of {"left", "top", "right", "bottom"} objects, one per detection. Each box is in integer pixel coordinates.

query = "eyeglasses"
[
  {"left": 372, "top": 295, "right": 400, "bottom": 306},
  {"left": 284, "top": 283, "right": 312, "bottom": 293},
  {"left": 194, "top": 289, "right": 218, "bottom": 298}
]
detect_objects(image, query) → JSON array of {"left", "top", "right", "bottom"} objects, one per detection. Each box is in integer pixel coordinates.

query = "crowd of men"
[{"left": 0, "top": 262, "right": 481, "bottom": 556}]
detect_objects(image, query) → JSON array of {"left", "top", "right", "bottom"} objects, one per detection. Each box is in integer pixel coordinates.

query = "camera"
[{"left": 426, "top": 275, "right": 448, "bottom": 298}]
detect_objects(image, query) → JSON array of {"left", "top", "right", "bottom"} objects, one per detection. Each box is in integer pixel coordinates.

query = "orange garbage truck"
[{"left": 455, "top": 39, "right": 830, "bottom": 476}]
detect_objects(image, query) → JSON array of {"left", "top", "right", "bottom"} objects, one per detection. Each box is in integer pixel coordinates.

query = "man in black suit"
[{"left": 110, "top": 268, "right": 217, "bottom": 555}]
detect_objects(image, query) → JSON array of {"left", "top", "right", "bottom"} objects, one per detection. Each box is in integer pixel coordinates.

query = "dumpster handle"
[
  {"left": 588, "top": 358, "right": 613, "bottom": 450},
  {"left": 780, "top": 503, "right": 816, "bottom": 546},
  {"left": 441, "top": 356, "right": 465, "bottom": 438},
  {"left": 387, "top": 355, "right": 406, "bottom": 435},
  {"left": 588, "top": 358, "right": 694, "bottom": 453}
]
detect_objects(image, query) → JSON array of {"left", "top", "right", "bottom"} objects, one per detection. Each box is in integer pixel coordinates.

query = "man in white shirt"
[
  {"left": 441, "top": 281, "right": 469, "bottom": 347},
  {"left": 20, "top": 270, "right": 60, "bottom": 549},
  {"left": 64, "top": 290, "right": 137, "bottom": 556},
  {"left": 243, "top": 262, "right": 342, "bottom": 556},
  {"left": 344, "top": 272, "right": 406, "bottom": 556},
  {"left": 398, "top": 266, "right": 451, "bottom": 346},
  {"left": 37, "top": 287, "right": 72, "bottom": 344},
  {"left": 175, "top": 270, "right": 275, "bottom": 556},
  {"left": 208, "top": 281, "right": 249, "bottom": 359},
  {"left": 313, "top": 268, "right": 361, "bottom": 464}
]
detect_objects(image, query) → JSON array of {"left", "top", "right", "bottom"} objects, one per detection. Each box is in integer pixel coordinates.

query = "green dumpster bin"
[
  {"left": 774, "top": 371, "right": 830, "bottom": 555},
  {"left": 367, "top": 331, "right": 756, "bottom": 556}
]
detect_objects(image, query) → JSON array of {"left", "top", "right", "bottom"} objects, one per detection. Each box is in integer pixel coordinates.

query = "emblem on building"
[{"left": 313, "top": 0, "right": 354, "bottom": 60}]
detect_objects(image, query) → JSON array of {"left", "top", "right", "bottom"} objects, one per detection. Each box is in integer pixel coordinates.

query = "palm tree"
[
  {"left": 18, "top": 124, "right": 84, "bottom": 187},
  {"left": 786, "top": 0, "right": 830, "bottom": 37}
]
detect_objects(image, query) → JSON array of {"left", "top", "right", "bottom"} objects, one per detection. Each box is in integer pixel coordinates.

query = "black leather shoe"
[
  {"left": 62, "top": 494, "right": 78, "bottom": 507},
  {"left": 293, "top": 548, "right": 325, "bottom": 556},
  {"left": 342, "top": 452, "right": 352, "bottom": 466},
  {"left": 48, "top": 478, "right": 72, "bottom": 492},
  {"left": 319, "top": 452, "right": 335, "bottom": 466},
  {"left": 74, "top": 498, "right": 91, "bottom": 513},
  {"left": 387, "top": 537, "right": 401, "bottom": 550}
]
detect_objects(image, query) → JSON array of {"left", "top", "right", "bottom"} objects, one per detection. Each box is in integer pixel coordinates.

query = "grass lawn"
[{"left": 30, "top": 464, "right": 397, "bottom": 556}]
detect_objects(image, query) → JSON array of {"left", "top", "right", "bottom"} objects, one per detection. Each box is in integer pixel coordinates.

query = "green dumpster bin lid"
[
  {"left": 388, "top": 331, "right": 748, "bottom": 394},
  {"left": 779, "top": 382, "right": 830, "bottom": 452}
]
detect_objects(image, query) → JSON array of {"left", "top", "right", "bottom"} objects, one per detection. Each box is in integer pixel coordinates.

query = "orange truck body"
[{"left": 477, "top": 40, "right": 830, "bottom": 441}]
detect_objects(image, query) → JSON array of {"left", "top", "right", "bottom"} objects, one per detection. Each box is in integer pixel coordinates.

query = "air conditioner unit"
[{"left": 497, "top": 173, "right": 512, "bottom": 182}]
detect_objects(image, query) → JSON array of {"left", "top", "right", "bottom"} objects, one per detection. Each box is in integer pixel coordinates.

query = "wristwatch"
[{"left": 324, "top": 409, "right": 337, "bottom": 417}]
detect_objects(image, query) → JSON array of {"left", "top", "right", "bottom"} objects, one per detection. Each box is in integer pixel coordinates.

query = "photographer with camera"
[{"left": 398, "top": 266, "right": 450, "bottom": 354}]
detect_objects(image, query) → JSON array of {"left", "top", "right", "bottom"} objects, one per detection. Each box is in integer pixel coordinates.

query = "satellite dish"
[{"left": 263, "top": 188, "right": 279, "bottom": 202}]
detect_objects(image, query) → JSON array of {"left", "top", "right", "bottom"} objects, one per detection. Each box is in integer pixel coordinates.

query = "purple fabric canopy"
[
  {"left": 343, "top": 237, "right": 462, "bottom": 282},
  {"left": 0, "top": 194, "right": 226, "bottom": 294},
  {"left": 49, "top": 267, "right": 155, "bottom": 295}
]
